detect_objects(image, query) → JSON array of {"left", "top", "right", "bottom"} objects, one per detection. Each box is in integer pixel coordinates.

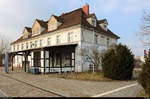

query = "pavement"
[
  {"left": 0, "top": 91, "right": 5, "bottom": 97},
  {"left": 0, "top": 67, "right": 143, "bottom": 97}
]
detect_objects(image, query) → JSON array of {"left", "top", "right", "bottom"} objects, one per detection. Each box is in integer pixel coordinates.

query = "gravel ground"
[{"left": 0, "top": 67, "right": 143, "bottom": 97}]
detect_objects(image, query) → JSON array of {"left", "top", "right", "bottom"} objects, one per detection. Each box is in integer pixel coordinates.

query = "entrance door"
[
  {"left": 34, "top": 51, "right": 41, "bottom": 67},
  {"left": 56, "top": 53, "right": 61, "bottom": 67}
]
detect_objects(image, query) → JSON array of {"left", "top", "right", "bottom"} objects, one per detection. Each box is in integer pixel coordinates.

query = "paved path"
[
  {"left": 92, "top": 83, "right": 142, "bottom": 97},
  {"left": 0, "top": 67, "right": 143, "bottom": 97},
  {"left": 0, "top": 91, "right": 5, "bottom": 97}
]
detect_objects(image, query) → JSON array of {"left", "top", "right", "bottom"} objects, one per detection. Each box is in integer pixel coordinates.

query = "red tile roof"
[{"left": 11, "top": 8, "right": 119, "bottom": 45}]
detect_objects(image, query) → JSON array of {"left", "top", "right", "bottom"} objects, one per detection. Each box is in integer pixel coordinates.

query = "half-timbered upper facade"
[{"left": 10, "top": 4, "right": 120, "bottom": 73}]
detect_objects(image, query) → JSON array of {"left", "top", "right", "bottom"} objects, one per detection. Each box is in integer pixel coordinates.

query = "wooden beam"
[
  {"left": 49, "top": 50, "right": 50, "bottom": 73},
  {"left": 44, "top": 50, "right": 46, "bottom": 74},
  {"left": 11, "top": 55, "right": 14, "bottom": 71},
  {"left": 13, "top": 54, "right": 24, "bottom": 56},
  {"left": 52, "top": 51, "right": 54, "bottom": 68},
  {"left": 60, "top": 53, "right": 62, "bottom": 73},
  {"left": 24, "top": 53, "right": 27, "bottom": 72}
]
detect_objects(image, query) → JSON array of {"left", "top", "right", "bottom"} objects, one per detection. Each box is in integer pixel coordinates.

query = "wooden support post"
[
  {"left": 24, "top": 52, "right": 27, "bottom": 72},
  {"left": 44, "top": 50, "right": 46, "bottom": 74},
  {"left": 69, "top": 47, "right": 72, "bottom": 73},
  {"left": 52, "top": 51, "right": 54, "bottom": 68},
  {"left": 11, "top": 54, "right": 14, "bottom": 71},
  {"left": 60, "top": 53, "right": 62, "bottom": 73},
  {"left": 49, "top": 50, "right": 50, "bottom": 73}
]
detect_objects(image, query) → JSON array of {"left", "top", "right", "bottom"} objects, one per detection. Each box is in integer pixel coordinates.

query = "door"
[
  {"left": 56, "top": 53, "right": 61, "bottom": 67},
  {"left": 34, "top": 51, "right": 41, "bottom": 67}
]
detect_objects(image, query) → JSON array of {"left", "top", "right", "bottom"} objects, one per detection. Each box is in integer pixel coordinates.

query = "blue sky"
[{"left": 0, "top": 0, "right": 150, "bottom": 56}]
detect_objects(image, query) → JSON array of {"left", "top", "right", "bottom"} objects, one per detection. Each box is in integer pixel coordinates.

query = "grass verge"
[{"left": 48, "top": 71, "right": 113, "bottom": 82}]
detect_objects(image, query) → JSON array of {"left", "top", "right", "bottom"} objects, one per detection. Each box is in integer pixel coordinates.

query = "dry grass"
[
  {"left": 137, "top": 89, "right": 149, "bottom": 97},
  {"left": 48, "top": 71, "right": 112, "bottom": 82}
]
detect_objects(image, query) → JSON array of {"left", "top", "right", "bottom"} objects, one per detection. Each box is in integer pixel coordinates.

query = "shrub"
[
  {"left": 101, "top": 43, "right": 134, "bottom": 80},
  {"left": 138, "top": 50, "right": 150, "bottom": 96}
]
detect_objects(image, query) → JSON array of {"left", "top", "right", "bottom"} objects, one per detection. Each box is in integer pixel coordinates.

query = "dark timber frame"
[{"left": 10, "top": 44, "right": 77, "bottom": 74}]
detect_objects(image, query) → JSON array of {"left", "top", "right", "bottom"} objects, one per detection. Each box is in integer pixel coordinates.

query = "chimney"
[{"left": 82, "top": 3, "right": 89, "bottom": 16}]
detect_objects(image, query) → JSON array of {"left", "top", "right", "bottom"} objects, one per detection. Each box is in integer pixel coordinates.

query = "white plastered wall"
[{"left": 79, "top": 28, "right": 118, "bottom": 72}]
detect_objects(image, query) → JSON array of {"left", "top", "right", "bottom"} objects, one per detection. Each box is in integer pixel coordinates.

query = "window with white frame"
[
  {"left": 94, "top": 34, "right": 98, "bottom": 44},
  {"left": 17, "top": 45, "right": 19, "bottom": 50},
  {"left": 37, "top": 29, "right": 40, "bottom": 34},
  {"left": 68, "top": 32, "right": 73, "bottom": 42},
  {"left": 35, "top": 40, "right": 37, "bottom": 48},
  {"left": 56, "top": 35, "right": 61, "bottom": 44},
  {"left": 30, "top": 42, "right": 32, "bottom": 49},
  {"left": 21, "top": 44, "right": 24, "bottom": 50},
  {"left": 47, "top": 38, "right": 51, "bottom": 45},
  {"left": 92, "top": 17, "right": 96, "bottom": 27},
  {"left": 26, "top": 42, "right": 28, "bottom": 49},
  {"left": 31, "top": 42, "right": 35, "bottom": 48},
  {"left": 40, "top": 39, "right": 43, "bottom": 46},
  {"left": 13, "top": 45, "right": 15, "bottom": 51}
]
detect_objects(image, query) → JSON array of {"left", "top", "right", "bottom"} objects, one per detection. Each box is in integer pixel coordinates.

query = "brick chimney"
[{"left": 82, "top": 3, "right": 89, "bottom": 16}]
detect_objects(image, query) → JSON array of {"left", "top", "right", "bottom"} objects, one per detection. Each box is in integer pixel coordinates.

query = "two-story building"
[{"left": 10, "top": 4, "right": 120, "bottom": 73}]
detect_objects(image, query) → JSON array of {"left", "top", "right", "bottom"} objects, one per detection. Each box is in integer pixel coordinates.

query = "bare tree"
[
  {"left": 138, "top": 10, "right": 150, "bottom": 45},
  {"left": 80, "top": 46, "right": 103, "bottom": 72},
  {"left": 0, "top": 34, "right": 10, "bottom": 54}
]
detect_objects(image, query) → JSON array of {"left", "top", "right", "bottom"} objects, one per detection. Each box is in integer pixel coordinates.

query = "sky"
[{"left": 0, "top": 0, "right": 150, "bottom": 56}]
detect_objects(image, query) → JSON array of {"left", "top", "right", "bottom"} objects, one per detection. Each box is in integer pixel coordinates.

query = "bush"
[
  {"left": 138, "top": 50, "right": 150, "bottom": 96},
  {"left": 101, "top": 43, "right": 134, "bottom": 80}
]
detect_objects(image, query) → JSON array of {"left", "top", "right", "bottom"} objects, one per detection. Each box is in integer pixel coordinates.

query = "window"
[
  {"left": 32, "top": 30, "right": 36, "bottom": 34},
  {"left": 40, "top": 39, "right": 43, "bottom": 46},
  {"left": 26, "top": 42, "right": 28, "bottom": 49},
  {"left": 56, "top": 35, "right": 61, "bottom": 44},
  {"left": 92, "top": 18, "right": 96, "bottom": 27},
  {"left": 107, "top": 38, "right": 110, "bottom": 47},
  {"left": 21, "top": 44, "right": 24, "bottom": 50},
  {"left": 35, "top": 41, "right": 37, "bottom": 48},
  {"left": 94, "top": 34, "right": 98, "bottom": 44},
  {"left": 13, "top": 45, "right": 15, "bottom": 51},
  {"left": 47, "top": 38, "right": 51, "bottom": 45},
  {"left": 37, "top": 29, "right": 40, "bottom": 34},
  {"left": 49, "top": 23, "right": 57, "bottom": 31},
  {"left": 34, "top": 51, "right": 41, "bottom": 67},
  {"left": 68, "top": 32, "right": 73, "bottom": 42},
  {"left": 56, "top": 53, "right": 61, "bottom": 66},
  {"left": 103, "top": 24, "right": 107, "bottom": 31},
  {"left": 17, "top": 45, "right": 19, "bottom": 50},
  {"left": 30, "top": 42, "right": 32, "bottom": 48}
]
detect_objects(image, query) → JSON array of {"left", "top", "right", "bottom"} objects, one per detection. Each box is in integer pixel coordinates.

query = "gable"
[
  {"left": 32, "top": 20, "right": 41, "bottom": 30},
  {"left": 23, "top": 28, "right": 29, "bottom": 39},
  {"left": 48, "top": 15, "right": 59, "bottom": 31},
  {"left": 32, "top": 20, "right": 43, "bottom": 36},
  {"left": 48, "top": 16, "right": 57, "bottom": 24}
]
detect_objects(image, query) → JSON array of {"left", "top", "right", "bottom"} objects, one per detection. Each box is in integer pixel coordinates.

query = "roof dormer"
[
  {"left": 48, "top": 15, "right": 62, "bottom": 31},
  {"left": 98, "top": 19, "right": 108, "bottom": 31},
  {"left": 23, "top": 27, "right": 32, "bottom": 39},
  {"left": 86, "top": 14, "right": 97, "bottom": 27},
  {"left": 32, "top": 19, "right": 47, "bottom": 36}
]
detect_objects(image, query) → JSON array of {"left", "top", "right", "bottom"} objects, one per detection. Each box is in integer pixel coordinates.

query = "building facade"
[{"left": 10, "top": 4, "right": 120, "bottom": 73}]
